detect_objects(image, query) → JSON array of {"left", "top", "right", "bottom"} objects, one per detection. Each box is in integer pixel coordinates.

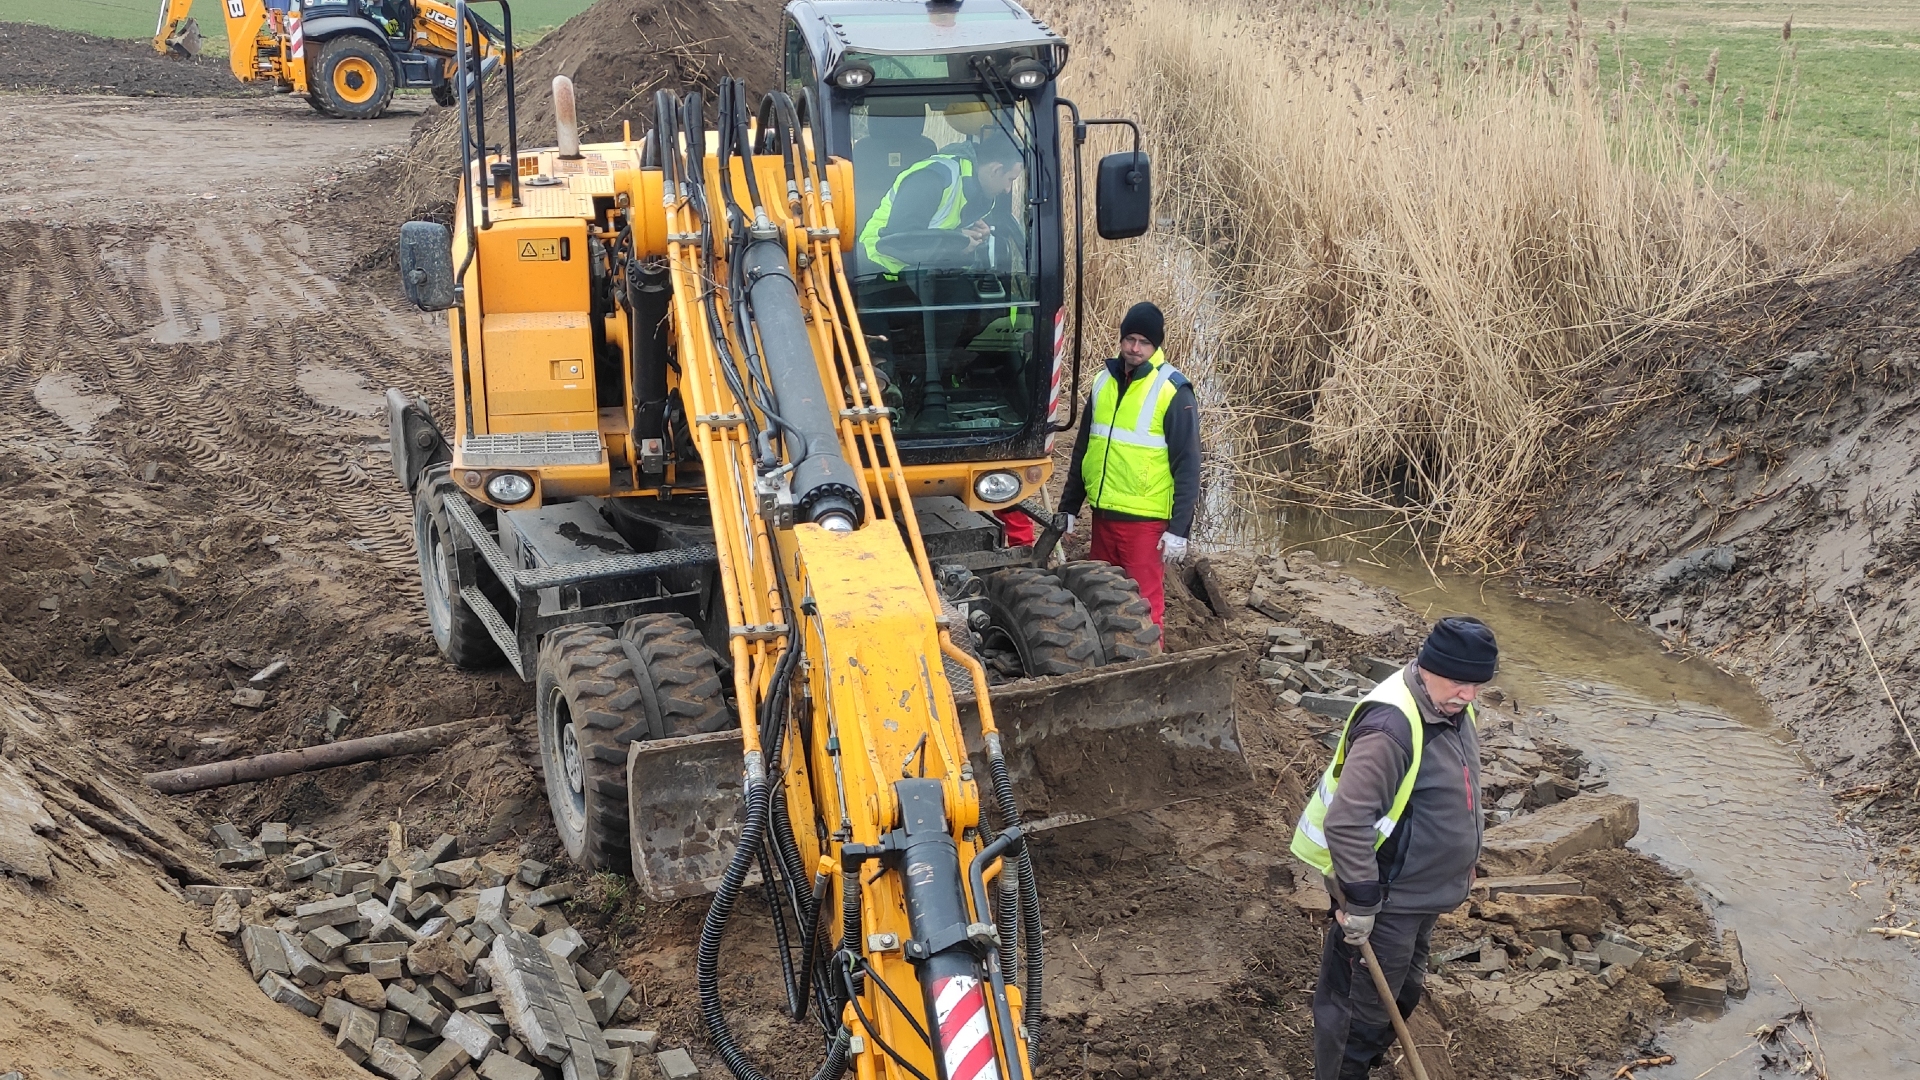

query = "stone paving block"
[
  {"left": 1570, "top": 951, "right": 1603, "bottom": 974},
  {"left": 185, "top": 884, "right": 252, "bottom": 907},
  {"left": 278, "top": 931, "right": 326, "bottom": 986},
  {"left": 425, "top": 833, "right": 460, "bottom": 865},
  {"left": 338, "top": 1003, "right": 382, "bottom": 1063},
  {"left": 1635, "top": 959, "right": 1683, "bottom": 988},
  {"left": 241, "top": 923, "right": 291, "bottom": 979},
  {"left": 478, "top": 1052, "right": 542, "bottom": 1080},
  {"left": 507, "top": 904, "right": 544, "bottom": 935},
  {"left": 211, "top": 822, "right": 246, "bottom": 848},
  {"left": 441, "top": 1010, "right": 503, "bottom": 1061},
  {"left": 445, "top": 895, "right": 480, "bottom": 926},
  {"left": 656, "top": 1048, "right": 700, "bottom": 1080},
  {"left": 1669, "top": 970, "right": 1728, "bottom": 1009},
  {"left": 602, "top": 1030, "right": 658, "bottom": 1053},
  {"left": 305, "top": 923, "right": 351, "bottom": 963},
  {"left": 1474, "top": 874, "right": 1584, "bottom": 899},
  {"left": 257, "top": 821, "right": 289, "bottom": 854},
  {"left": 216, "top": 843, "right": 267, "bottom": 869},
  {"left": 1475, "top": 893, "right": 1609, "bottom": 938},
  {"left": 347, "top": 941, "right": 413, "bottom": 966},
  {"left": 1524, "top": 947, "right": 1567, "bottom": 971},
  {"left": 369, "top": 1036, "right": 425, "bottom": 1080},
  {"left": 1600, "top": 963, "right": 1629, "bottom": 988},
  {"left": 419, "top": 1038, "right": 473, "bottom": 1080},
  {"left": 258, "top": 971, "right": 322, "bottom": 1016},
  {"left": 371, "top": 956, "right": 406, "bottom": 980},
  {"left": 477, "top": 886, "right": 511, "bottom": 935},
  {"left": 517, "top": 860, "right": 550, "bottom": 888},
  {"left": 389, "top": 983, "right": 452, "bottom": 1032},
  {"left": 526, "top": 882, "right": 574, "bottom": 907},
  {"left": 380, "top": 1008, "right": 411, "bottom": 1042},
  {"left": 489, "top": 932, "right": 576, "bottom": 1064},
  {"left": 540, "top": 928, "right": 587, "bottom": 964},
  {"left": 411, "top": 893, "right": 447, "bottom": 923},
  {"left": 582, "top": 990, "right": 607, "bottom": 1025},
  {"left": 607, "top": 1045, "right": 633, "bottom": 1080},
  {"left": 285, "top": 850, "right": 337, "bottom": 881},
  {"left": 212, "top": 893, "right": 245, "bottom": 938},
  {"left": 540, "top": 907, "right": 572, "bottom": 935},
  {"left": 296, "top": 894, "right": 364, "bottom": 931},
  {"left": 457, "top": 934, "right": 491, "bottom": 967},
  {"left": 456, "top": 992, "right": 502, "bottom": 1015}
]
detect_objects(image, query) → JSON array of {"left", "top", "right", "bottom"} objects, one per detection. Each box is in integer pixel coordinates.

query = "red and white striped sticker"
[
  {"left": 933, "top": 975, "right": 1001, "bottom": 1080},
  {"left": 1045, "top": 308, "right": 1065, "bottom": 453},
  {"left": 288, "top": 10, "right": 304, "bottom": 60}
]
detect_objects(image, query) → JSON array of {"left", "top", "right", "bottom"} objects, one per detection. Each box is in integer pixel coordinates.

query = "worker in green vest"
[
  {"left": 858, "top": 130, "right": 1026, "bottom": 275},
  {"left": 1290, "top": 616, "right": 1494, "bottom": 1080},
  {"left": 1056, "top": 302, "right": 1201, "bottom": 633}
]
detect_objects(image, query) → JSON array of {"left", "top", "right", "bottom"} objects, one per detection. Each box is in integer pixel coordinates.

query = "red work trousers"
[
  {"left": 1089, "top": 514, "right": 1168, "bottom": 630},
  {"left": 996, "top": 509, "right": 1036, "bottom": 547}
]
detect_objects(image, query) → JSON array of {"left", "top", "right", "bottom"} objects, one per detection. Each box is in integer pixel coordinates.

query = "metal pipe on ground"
[{"left": 143, "top": 715, "right": 508, "bottom": 794}]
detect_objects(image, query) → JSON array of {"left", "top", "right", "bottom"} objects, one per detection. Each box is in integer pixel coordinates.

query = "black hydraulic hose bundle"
[{"left": 988, "top": 747, "right": 1045, "bottom": 1049}]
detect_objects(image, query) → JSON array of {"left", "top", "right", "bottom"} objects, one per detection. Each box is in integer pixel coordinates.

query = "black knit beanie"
[
  {"left": 1118, "top": 301, "right": 1165, "bottom": 348},
  {"left": 1418, "top": 616, "right": 1498, "bottom": 683}
]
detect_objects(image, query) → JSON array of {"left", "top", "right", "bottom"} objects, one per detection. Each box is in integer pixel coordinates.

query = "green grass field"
[
  {"left": 0, "top": 0, "right": 595, "bottom": 46},
  {"left": 1401, "top": 1, "right": 1920, "bottom": 195}
]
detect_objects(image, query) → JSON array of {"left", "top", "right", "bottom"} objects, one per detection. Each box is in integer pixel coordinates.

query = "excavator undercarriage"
[{"left": 390, "top": 4, "right": 1245, "bottom": 1077}]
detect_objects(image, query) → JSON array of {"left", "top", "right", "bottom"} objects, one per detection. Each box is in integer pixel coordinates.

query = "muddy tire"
[
  {"left": 536, "top": 616, "right": 730, "bottom": 873},
  {"left": 309, "top": 36, "right": 396, "bottom": 120},
  {"left": 1055, "top": 560, "right": 1160, "bottom": 664},
  {"left": 982, "top": 567, "right": 1102, "bottom": 677},
  {"left": 414, "top": 475, "right": 503, "bottom": 669}
]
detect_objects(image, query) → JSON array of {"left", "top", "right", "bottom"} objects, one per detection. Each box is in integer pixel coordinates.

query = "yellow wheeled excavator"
[
  {"left": 388, "top": 3, "right": 1245, "bottom": 1077},
  {"left": 153, "top": 0, "right": 505, "bottom": 118}
]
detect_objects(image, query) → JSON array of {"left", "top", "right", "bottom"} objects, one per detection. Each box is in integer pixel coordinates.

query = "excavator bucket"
[
  {"left": 166, "top": 18, "right": 202, "bottom": 57},
  {"left": 958, "top": 643, "right": 1250, "bottom": 830},
  {"left": 626, "top": 731, "right": 755, "bottom": 903}
]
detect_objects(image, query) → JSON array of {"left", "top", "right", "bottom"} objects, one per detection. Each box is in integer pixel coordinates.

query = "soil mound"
[
  {"left": 1524, "top": 249, "right": 1920, "bottom": 887},
  {"left": 0, "top": 21, "right": 265, "bottom": 98}
]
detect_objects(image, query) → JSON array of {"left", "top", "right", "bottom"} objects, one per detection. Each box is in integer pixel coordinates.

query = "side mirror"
[
  {"left": 399, "top": 221, "right": 456, "bottom": 311},
  {"left": 1095, "top": 150, "right": 1152, "bottom": 240}
]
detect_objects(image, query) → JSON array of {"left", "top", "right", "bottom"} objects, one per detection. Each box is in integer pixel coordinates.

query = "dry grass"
[{"left": 1037, "top": 0, "right": 1920, "bottom": 566}]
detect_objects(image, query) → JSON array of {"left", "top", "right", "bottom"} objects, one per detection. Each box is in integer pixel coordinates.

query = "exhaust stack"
[{"left": 553, "top": 75, "right": 581, "bottom": 159}]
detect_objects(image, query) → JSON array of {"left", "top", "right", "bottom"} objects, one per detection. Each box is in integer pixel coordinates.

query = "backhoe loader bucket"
[
  {"left": 958, "top": 643, "right": 1250, "bottom": 830},
  {"left": 166, "top": 18, "right": 202, "bottom": 57},
  {"left": 626, "top": 731, "right": 756, "bottom": 903}
]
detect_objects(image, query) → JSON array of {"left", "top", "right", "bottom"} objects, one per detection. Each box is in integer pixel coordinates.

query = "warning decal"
[{"left": 518, "top": 239, "right": 562, "bottom": 261}]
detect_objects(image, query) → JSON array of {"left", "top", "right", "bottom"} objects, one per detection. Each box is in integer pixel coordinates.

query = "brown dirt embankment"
[
  {"left": 0, "top": 22, "right": 265, "bottom": 98},
  {"left": 1522, "top": 249, "right": 1920, "bottom": 890}
]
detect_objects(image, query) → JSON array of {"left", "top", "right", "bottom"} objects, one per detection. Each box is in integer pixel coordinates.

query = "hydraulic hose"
[{"left": 988, "top": 748, "right": 1044, "bottom": 1050}]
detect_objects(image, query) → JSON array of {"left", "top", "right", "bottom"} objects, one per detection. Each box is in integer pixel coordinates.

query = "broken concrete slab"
[
  {"left": 215, "top": 842, "right": 268, "bottom": 868},
  {"left": 1669, "top": 970, "right": 1728, "bottom": 1010},
  {"left": 295, "top": 894, "right": 364, "bottom": 931},
  {"left": 185, "top": 884, "right": 253, "bottom": 906},
  {"left": 1475, "top": 873, "right": 1583, "bottom": 899},
  {"left": 1723, "top": 930, "right": 1749, "bottom": 999},
  {"left": 1478, "top": 794, "right": 1639, "bottom": 876},
  {"left": 1593, "top": 938, "right": 1645, "bottom": 970},
  {"left": 1476, "top": 893, "right": 1610, "bottom": 938}
]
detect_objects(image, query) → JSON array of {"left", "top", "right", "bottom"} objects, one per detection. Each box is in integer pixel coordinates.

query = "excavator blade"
[
  {"left": 626, "top": 731, "right": 756, "bottom": 903},
  {"left": 958, "top": 643, "right": 1250, "bottom": 830}
]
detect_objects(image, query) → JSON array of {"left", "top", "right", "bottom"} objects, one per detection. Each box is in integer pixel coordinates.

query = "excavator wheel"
[
  {"left": 536, "top": 617, "right": 729, "bottom": 873},
  {"left": 309, "top": 36, "right": 396, "bottom": 120},
  {"left": 1054, "top": 560, "right": 1161, "bottom": 664},
  {"left": 982, "top": 566, "right": 1102, "bottom": 678},
  {"left": 413, "top": 474, "right": 504, "bottom": 670}
]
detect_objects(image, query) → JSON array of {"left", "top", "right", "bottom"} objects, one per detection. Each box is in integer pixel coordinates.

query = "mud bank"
[
  {"left": 1525, "top": 249, "right": 1920, "bottom": 898},
  {"left": 0, "top": 22, "right": 267, "bottom": 98}
]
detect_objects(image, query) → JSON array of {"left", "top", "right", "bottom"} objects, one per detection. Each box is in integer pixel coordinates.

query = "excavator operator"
[{"left": 857, "top": 129, "right": 1026, "bottom": 276}]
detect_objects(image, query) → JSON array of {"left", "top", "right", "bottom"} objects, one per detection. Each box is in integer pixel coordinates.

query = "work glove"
[
  {"left": 1058, "top": 513, "right": 1077, "bottom": 536},
  {"left": 1338, "top": 911, "right": 1376, "bottom": 946},
  {"left": 1158, "top": 532, "right": 1188, "bottom": 565}
]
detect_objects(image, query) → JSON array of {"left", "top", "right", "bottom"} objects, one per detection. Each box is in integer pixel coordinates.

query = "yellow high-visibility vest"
[
  {"left": 1290, "top": 672, "right": 1476, "bottom": 877},
  {"left": 858, "top": 156, "right": 973, "bottom": 275},
  {"left": 1081, "top": 349, "right": 1182, "bottom": 521}
]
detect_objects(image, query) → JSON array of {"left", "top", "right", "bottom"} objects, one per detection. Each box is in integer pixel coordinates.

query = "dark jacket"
[
  {"left": 1057, "top": 354, "right": 1202, "bottom": 538},
  {"left": 1323, "top": 664, "right": 1483, "bottom": 916}
]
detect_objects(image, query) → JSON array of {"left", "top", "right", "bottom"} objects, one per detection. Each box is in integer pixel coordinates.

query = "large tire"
[
  {"left": 982, "top": 567, "right": 1102, "bottom": 677},
  {"left": 309, "top": 36, "right": 396, "bottom": 120},
  {"left": 536, "top": 616, "right": 729, "bottom": 873},
  {"left": 414, "top": 475, "right": 504, "bottom": 669},
  {"left": 1055, "top": 561, "right": 1161, "bottom": 664}
]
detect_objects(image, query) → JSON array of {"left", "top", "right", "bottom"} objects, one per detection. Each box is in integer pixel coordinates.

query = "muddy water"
[{"left": 1240, "top": 527, "right": 1920, "bottom": 1078}]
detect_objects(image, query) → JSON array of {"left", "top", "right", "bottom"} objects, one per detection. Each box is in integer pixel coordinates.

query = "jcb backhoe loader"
[
  {"left": 389, "top": 3, "right": 1246, "bottom": 1077},
  {"left": 154, "top": 0, "right": 505, "bottom": 119}
]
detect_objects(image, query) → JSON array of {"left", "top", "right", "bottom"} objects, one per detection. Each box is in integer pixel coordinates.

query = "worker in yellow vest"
[
  {"left": 1291, "top": 617, "right": 1495, "bottom": 1080},
  {"left": 858, "top": 130, "right": 1026, "bottom": 276},
  {"left": 1056, "top": 302, "right": 1201, "bottom": 633}
]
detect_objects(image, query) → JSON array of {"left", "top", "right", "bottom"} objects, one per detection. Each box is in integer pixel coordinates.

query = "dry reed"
[{"left": 1037, "top": 0, "right": 1918, "bottom": 566}]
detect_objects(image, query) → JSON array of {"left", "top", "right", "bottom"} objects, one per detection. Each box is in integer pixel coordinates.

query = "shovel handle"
[{"left": 1358, "top": 937, "right": 1431, "bottom": 1080}]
